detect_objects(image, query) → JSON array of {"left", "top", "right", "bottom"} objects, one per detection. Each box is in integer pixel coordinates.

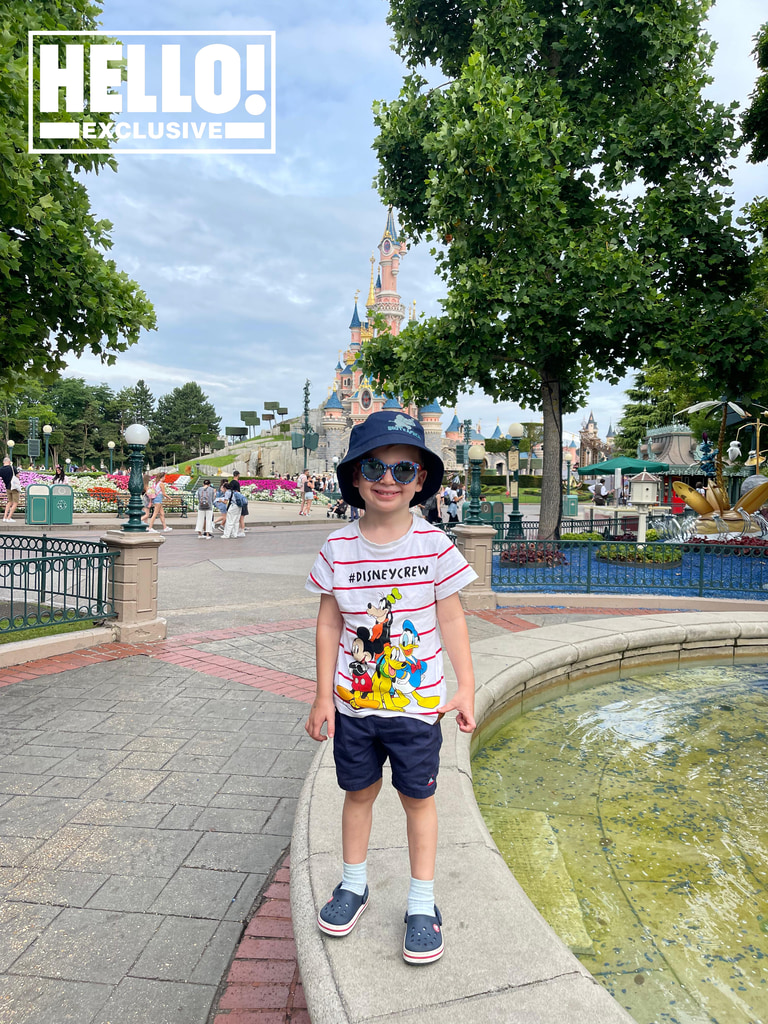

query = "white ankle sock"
[
  {"left": 407, "top": 876, "right": 435, "bottom": 916},
  {"left": 341, "top": 859, "right": 367, "bottom": 896}
]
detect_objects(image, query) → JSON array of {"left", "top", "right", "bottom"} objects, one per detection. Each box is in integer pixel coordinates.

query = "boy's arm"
[
  {"left": 305, "top": 592, "right": 343, "bottom": 741},
  {"left": 436, "top": 591, "right": 476, "bottom": 732}
]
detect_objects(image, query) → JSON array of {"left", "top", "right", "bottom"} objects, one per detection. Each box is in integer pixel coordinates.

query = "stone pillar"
[
  {"left": 103, "top": 531, "right": 167, "bottom": 642},
  {"left": 452, "top": 524, "right": 497, "bottom": 610}
]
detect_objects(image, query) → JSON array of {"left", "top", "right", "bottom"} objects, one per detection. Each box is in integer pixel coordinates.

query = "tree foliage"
[
  {"left": 2, "top": 375, "right": 217, "bottom": 468},
  {"left": 361, "top": 0, "right": 768, "bottom": 537},
  {"left": 742, "top": 22, "right": 768, "bottom": 164},
  {"left": 612, "top": 367, "right": 689, "bottom": 457},
  {"left": 154, "top": 383, "right": 220, "bottom": 462},
  {"left": 0, "top": 0, "right": 155, "bottom": 387}
]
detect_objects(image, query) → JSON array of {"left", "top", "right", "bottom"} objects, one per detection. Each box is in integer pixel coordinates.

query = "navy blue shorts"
[{"left": 333, "top": 711, "right": 442, "bottom": 800}]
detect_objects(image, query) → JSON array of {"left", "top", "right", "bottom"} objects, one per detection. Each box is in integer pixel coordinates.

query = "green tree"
[
  {"left": 361, "top": 0, "right": 767, "bottom": 537},
  {"left": 742, "top": 23, "right": 768, "bottom": 164},
  {"left": 0, "top": 0, "right": 155, "bottom": 387},
  {"left": 154, "top": 383, "right": 220, "bottom": 462},
  {"left": 613, "top": 368, "right": 684, "bottom": 456}
]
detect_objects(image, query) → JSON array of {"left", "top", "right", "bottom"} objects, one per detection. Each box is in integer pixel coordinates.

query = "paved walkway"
[{"left": 0, "top": 514, "right": 721, "bottom": 1024}]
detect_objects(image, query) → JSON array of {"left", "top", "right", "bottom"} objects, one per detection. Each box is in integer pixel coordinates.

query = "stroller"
[{"left": 327, "top": 497, "right": 348, "bottom": 519}]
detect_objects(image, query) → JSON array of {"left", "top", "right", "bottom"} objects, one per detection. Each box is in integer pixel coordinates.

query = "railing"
[
  {"left": 0, "top": 535, "right": 119, "bottom": 636},
  {"left": 491, "top": 538, "right": 768, "bottom": 599}
]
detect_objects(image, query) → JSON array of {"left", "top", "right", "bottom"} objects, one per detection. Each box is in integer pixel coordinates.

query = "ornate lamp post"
[
  {"left": 7, "top": 439, "right": 14, "bottom": 460},
  {"left": 43, "top": 424, "right": 52, "bottom": 471},
  {"left": 506, "top": 422, "right": 524, "bottom": 539},
  {"left": 564, "top": 450, "right": 573, "bottom": 495},
  {"left": 464, "top": 443, "right": 486, "bottom": 524},
  {"left": 107, "top": 440, "right": 116, "bottom": 475},
  {"left": 122, "top": 423, "right": 150, "bottom": 532}
]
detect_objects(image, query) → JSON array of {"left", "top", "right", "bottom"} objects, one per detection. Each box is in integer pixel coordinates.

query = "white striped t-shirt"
[{"left": 305, "top": 517, "right": 478, "bottom": 722}]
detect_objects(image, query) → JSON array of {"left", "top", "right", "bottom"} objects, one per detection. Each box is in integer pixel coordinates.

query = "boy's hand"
[
  {"left": 305, "top": 698, "right": 336, "bottom": 742},
  {"left": 437, "top": 694, "right": 476, "bottom": 733}
]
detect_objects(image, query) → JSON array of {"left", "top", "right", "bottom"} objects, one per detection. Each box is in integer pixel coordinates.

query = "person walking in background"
[
  {"left": 52, "top": 464, "right": 66, "bottom": 483},
  {"left": 420, "top": 483, "right": 443, "bottom": 524},
  {"left": 297, "top": 469, "right": 309, "bottom": 516},
  {"left": 147, "top": 473, "right": 172, "bottom": 532},
  {"left": 222, "top": 481, "right": 243, "bottom": 538},
  {"left": 213, "top": 481, "right": 228, "bottom": 531},
  {"left": 1, "top": 456, "right": 20, "bottom": 522},
  {"left": 300, "top": 472, "right": 315, "bottom": 516},
  {"left": 443, "top": 481, "right": 460, "bottom": 523},
  {"left": 195, "top": 478, "right": 216, "bottom": 539},
  {"left": 230, "top": 471, "right": 248, "bottom": 536},
  {"left": 141, "top": 472, "right": 151, "bottom": 526}
]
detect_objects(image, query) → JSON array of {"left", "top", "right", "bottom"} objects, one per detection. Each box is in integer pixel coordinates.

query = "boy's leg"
[
  {"left": 342, "top": 778, "right": 382, "bottom": 864},
  {"left": 398, "top": 793, "right": 437, "bottom": 882},
  {"left": 318, "top": 782, "right": 380, "bottom": 936},
  {"left": 399, "top": 793, "right": 443, "bottom": 964}
]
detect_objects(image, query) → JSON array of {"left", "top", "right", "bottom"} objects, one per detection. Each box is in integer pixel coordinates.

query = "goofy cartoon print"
[{"left": 338, "top": 590, "right": 439, "bottom": 712}]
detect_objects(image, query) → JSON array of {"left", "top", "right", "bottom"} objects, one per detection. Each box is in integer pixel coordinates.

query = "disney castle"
[{"left": 314, "top": 208, "right": 450, "bottom": 471}]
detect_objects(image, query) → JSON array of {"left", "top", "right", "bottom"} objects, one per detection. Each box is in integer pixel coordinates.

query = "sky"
[{"left": 63, "top": 0, "right": 767, "bottom": 447}]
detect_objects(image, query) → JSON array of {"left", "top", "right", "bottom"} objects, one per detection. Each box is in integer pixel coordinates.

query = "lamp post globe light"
[
  {"left": 43, "top": 424, "right": 52, "bottom": 471},
  {"left": 107, "top": 440, "right": 116, "bottom": 475},
  {"left": 564, "top": 450, "right": 573, "bottom": 496},
  {"left": 7, "top": 439, "right": 14, "bottom": 458},
  {"left": 464, "top": 442, "right": 486, "bottom": 525},
  {"left": 123, "top": 423, "right": 150, "bottom": 532},
  {"left": 506, "top": 422, "right": 525, "bottom": 539}
]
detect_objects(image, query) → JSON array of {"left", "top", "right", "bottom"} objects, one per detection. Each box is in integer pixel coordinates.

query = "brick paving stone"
[
  {"left": 227, "top": 958, "right": 296, "bottom": 985},
  {"left": 219, "top": 983, "right": 292, "bottom": 1010},
  {"left": 235, "top": 937, "right": 297, "bottom": 960},
  {"left": 213, "top": 1012, "right": 286, "bottom": 1024},
  {"left": 244, "top": 914, "right": 294, "bottom": 939}
]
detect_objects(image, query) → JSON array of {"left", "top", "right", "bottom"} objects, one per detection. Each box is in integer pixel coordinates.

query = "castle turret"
[
  {"left": 375, "top": 207, "right": 407, "bottom": 337},
  {"left": 419, "top": 400, "right": 444, "bottom": 461}
]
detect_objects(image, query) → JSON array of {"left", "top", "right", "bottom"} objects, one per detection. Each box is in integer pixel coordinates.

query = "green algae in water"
[{"left": 472, "top": 663, "right": 768, "bottom": 1024}]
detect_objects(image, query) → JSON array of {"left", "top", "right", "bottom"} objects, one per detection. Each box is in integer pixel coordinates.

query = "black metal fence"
[{"left": 0, "top": 535, "right": 119, "bottom": 636}]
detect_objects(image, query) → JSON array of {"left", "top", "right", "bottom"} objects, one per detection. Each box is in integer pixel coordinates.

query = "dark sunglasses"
[{"left": 359, "top": 458, "right": 421, "bottom": 484}]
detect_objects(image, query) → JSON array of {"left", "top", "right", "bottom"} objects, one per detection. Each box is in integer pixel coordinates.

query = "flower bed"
[
  {"left": 596, "top": 542, "right": 682, "bottom": 566},
  {"left": 500, "top": 543, "right": 568, "bottom": 567},
  {"left": 682, "top": 537, "right": 768, "bottom": 557}
]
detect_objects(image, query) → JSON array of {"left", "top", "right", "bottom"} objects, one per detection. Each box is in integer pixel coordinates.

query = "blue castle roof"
[
  {"left": 491, "top": 425, "right": 503, "bottom": 439},
  {"left": 419, "top": 400, "right": 443, "bottom": 415},
  {"left": 325, "top": 391, "right": 343, "bottom": 411},
  {"left": 383, "top": 208, "right": 399, "bottom": 243},
  {"left": 445, "top": 414, "right": 461, "bottom": 433},
  {"left": 349, "top": 301, "right": 361, "bottom": 330},
  {"left": 382, "top": 396, "right": 402, "bottom": 410}
]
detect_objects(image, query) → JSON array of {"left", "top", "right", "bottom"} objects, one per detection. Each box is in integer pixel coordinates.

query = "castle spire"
[
  {"left": 366, "top": 255, "right": 376, "bottom": 309},
  {"left": 349, "top": 292, "right": 362, "bottom": 330}
]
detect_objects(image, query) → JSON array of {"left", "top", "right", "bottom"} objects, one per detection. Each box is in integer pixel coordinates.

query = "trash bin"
[
  {"left": 50, "top": 484, "right": 74, "bottom": 525},
  {"left": 25, "top": 483, "right": 50, "bottom": 526},
  {"left": 563, "top": 493, "right": 579, "bottom": 516}
]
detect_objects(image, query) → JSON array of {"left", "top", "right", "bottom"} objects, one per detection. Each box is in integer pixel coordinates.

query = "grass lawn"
[{"left": 0, "top": 619, "right": 100, "bottom": 646}]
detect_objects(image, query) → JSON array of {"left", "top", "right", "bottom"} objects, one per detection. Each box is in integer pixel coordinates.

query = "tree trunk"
[{"left": 538, "top": 372, "right": 563, "bottom": 540}]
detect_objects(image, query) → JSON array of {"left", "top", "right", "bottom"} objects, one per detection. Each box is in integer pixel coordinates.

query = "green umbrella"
[{"left": 576, "top": 456, "right": 669, "bottom": 476}]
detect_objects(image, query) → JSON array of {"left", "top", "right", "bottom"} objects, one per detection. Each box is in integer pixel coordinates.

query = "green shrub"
[
  {"left": 560, "top": 532, "right": 603, "bottom": 541},
  {"left": 596, "top": 543, "right": 681, "bottom": 564}
]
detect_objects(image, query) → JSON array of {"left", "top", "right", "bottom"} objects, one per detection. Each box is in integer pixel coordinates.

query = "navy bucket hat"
[{"left": 336, "top": 411, "right": 444, "bottom": 509}]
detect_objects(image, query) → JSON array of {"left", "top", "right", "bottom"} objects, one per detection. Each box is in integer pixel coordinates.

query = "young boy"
[{"left": 304, "top": 411, "right": 478, "bottom": 964}]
